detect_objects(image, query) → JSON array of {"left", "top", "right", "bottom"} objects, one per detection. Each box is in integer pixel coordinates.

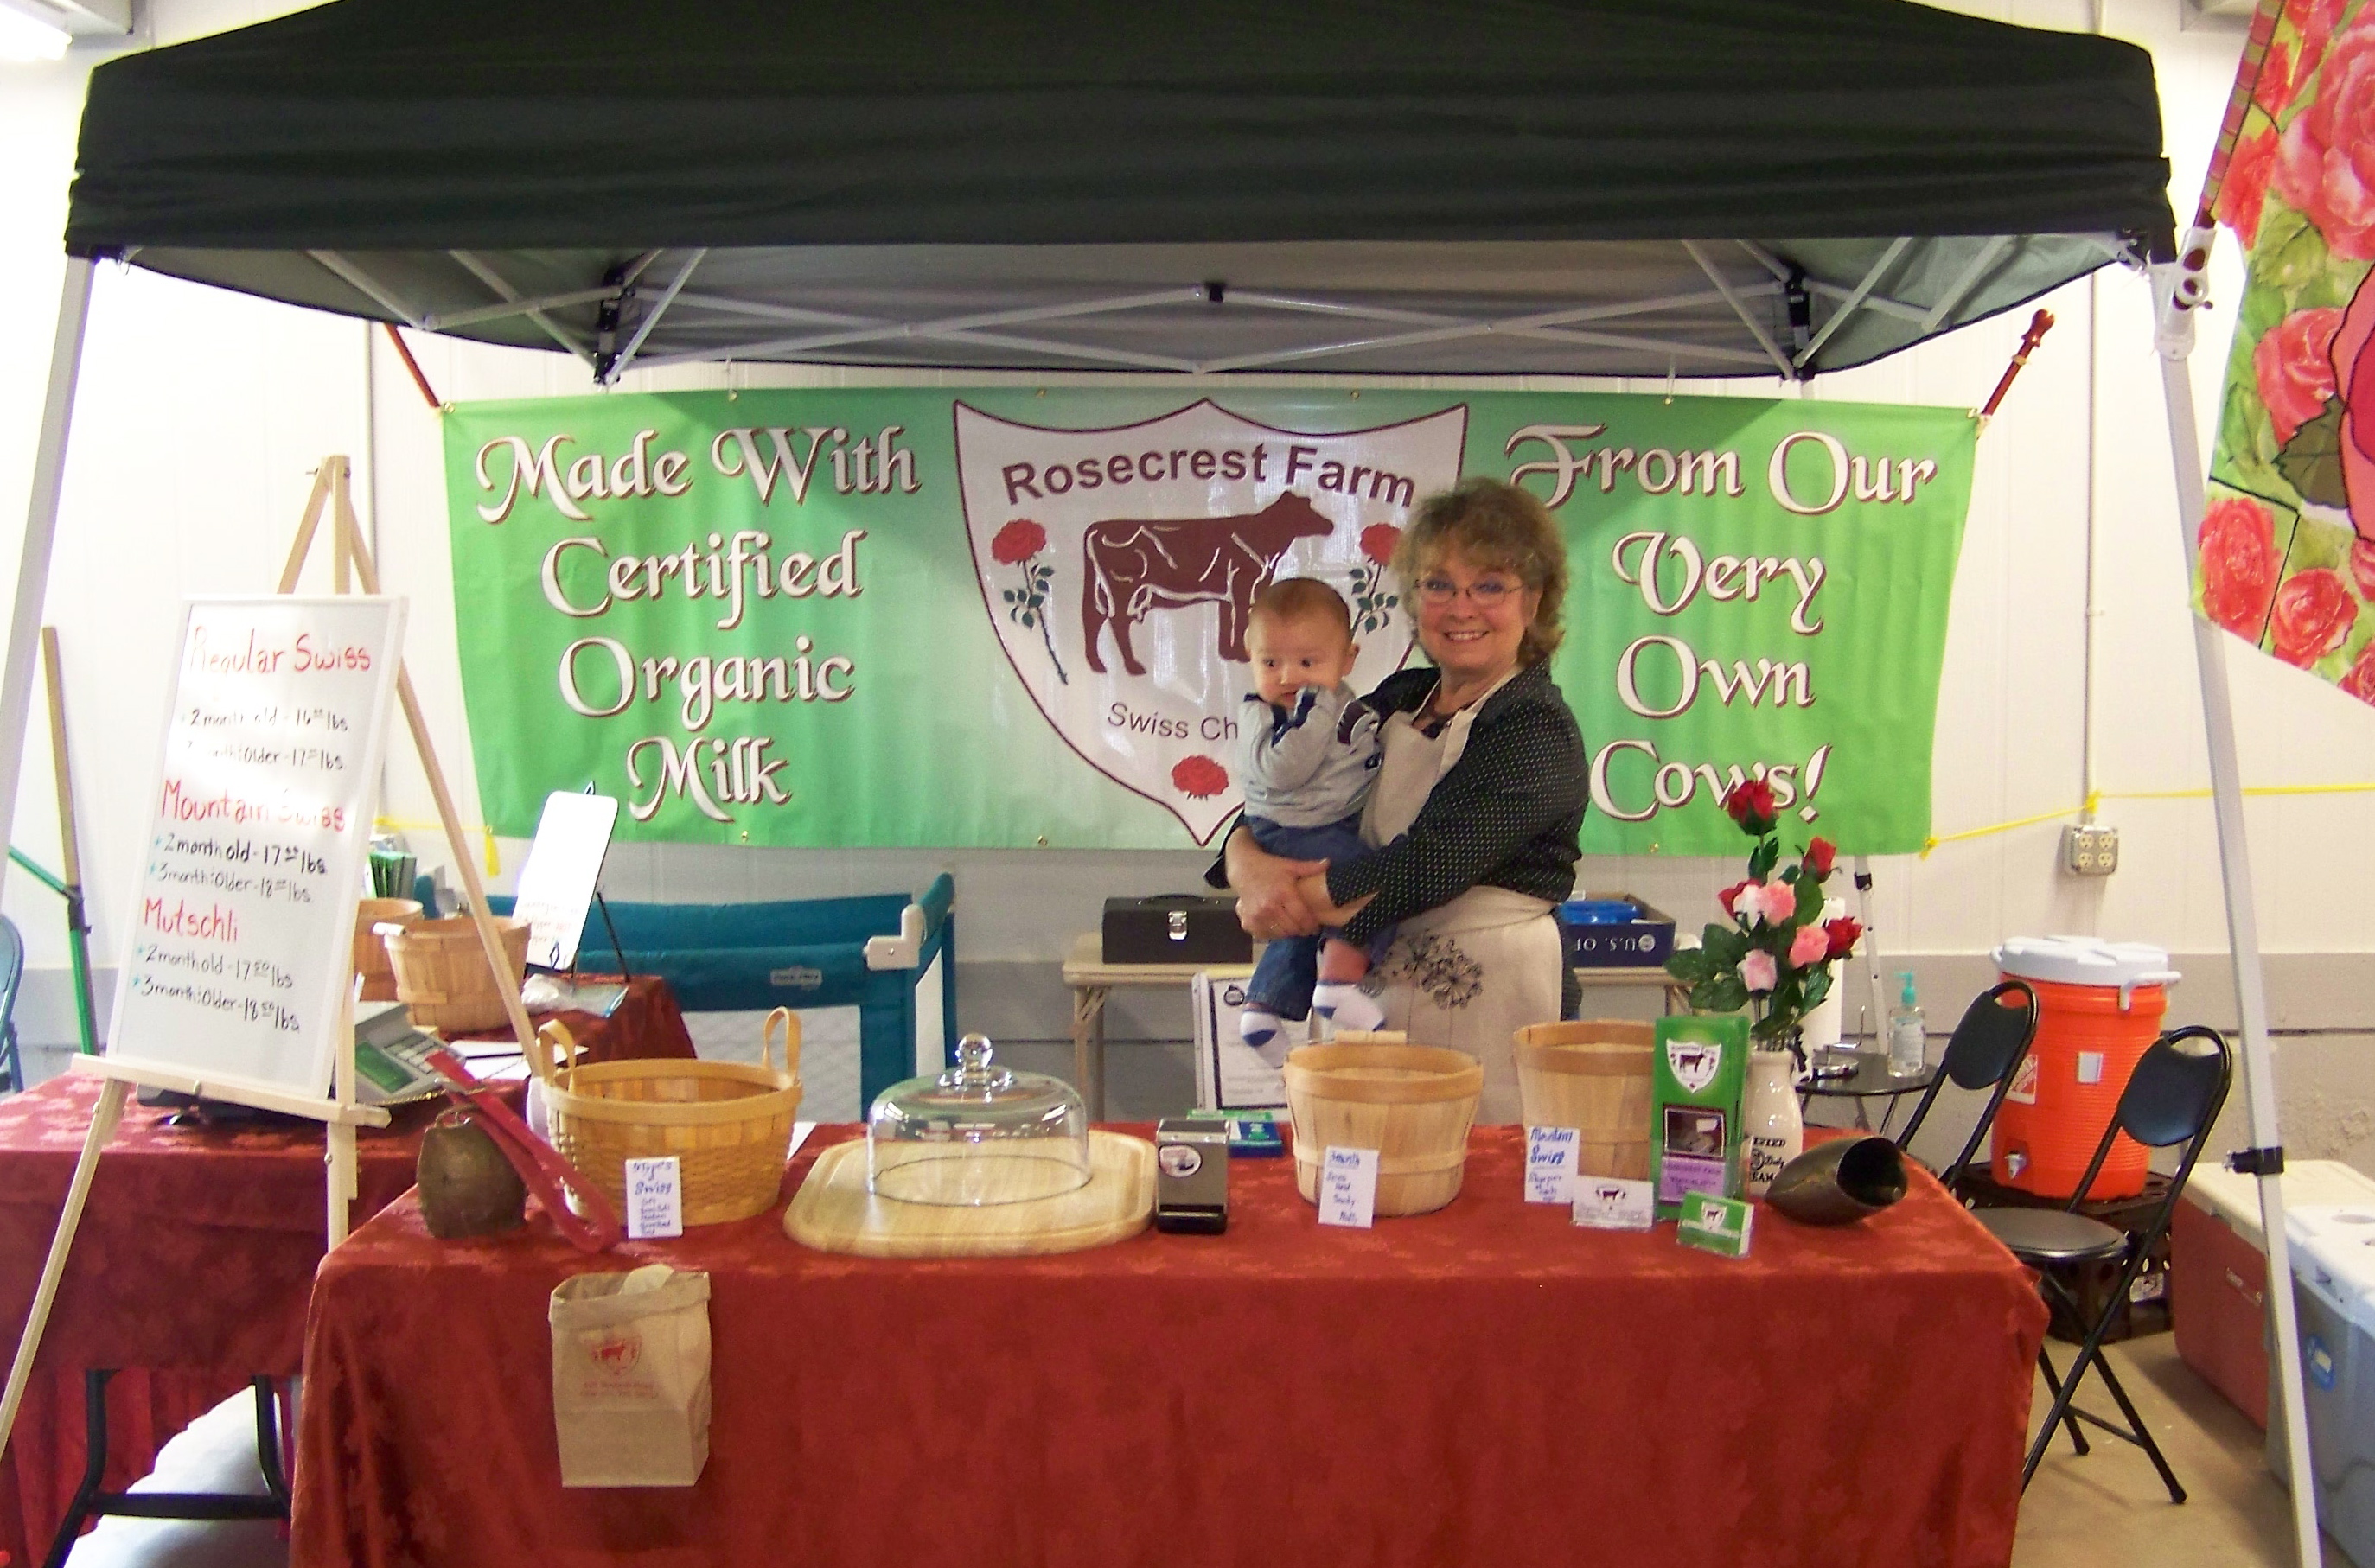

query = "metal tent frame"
[{"left": 0, "top": 3, "right": 2326, "bottom": 1564}]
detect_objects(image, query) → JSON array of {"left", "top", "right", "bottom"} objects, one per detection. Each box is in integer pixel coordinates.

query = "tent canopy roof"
[{"left": 64, "top": 0, "right": 2175, "bottom": 380}]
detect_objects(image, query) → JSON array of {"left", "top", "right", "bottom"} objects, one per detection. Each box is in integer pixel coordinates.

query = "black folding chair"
[
  {"left": 1971, "top": 1024, "right": 2231, "bottom": 1501},
  {"left": 1892, "top": 978, "right": 2038, "bottom": 1192}
]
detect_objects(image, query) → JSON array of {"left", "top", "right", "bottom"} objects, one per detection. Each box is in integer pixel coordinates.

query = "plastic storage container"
[
  {"left": 2177, "top": 1162, "right": 2375, "bottom": 1428},
  {"left": 865, "top": 1033, "right": 1090, "bottom": 1207},
  {"left": 1988, "top": 937, "right": 2180, "bottom": 1199},
  {"left": 2270, "top": 1202, "right": 2375, "bottom": 1565}
]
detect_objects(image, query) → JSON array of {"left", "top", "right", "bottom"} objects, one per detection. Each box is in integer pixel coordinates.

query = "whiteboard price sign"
[
  {"left": 512, "top": 791, "right": 620, "bottom": 971},
  {"left": 109, "top": 597, "right": 405, "bottom": 1097}
]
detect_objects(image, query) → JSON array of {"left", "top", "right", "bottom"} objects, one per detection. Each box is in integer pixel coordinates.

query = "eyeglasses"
[{"left": 1414, "top": 575, "right": 1523, "bottom": 609}]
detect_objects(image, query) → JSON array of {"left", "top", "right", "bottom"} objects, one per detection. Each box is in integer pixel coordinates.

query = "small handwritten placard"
[
  {"left": 625, "top": 1156, "right": 684, "bottom": 1240},
  {"left": 1525, "top": 1126, "right": 1579, "bottom": 1204},
  {"left": 1318, "top": 1146, "right": 1379, "bottom": 1229}
]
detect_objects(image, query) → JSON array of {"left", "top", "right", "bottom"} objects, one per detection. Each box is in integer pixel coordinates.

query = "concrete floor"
[{"left": 2016, "top": 1335, "right": 2343, "bottom": 1567}]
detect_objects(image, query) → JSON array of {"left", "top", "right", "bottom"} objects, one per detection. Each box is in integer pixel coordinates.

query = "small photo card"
[
  {"left": 1525, "top": 1125, "right": 1580, "bottom": 1205},
  {"left": 625, "top": 1155, "right": 684, "bottom": 1240},
  {"left": 1318, "top": 1145, "right": 1380, "bottom": 1229},
  {"left": 1571, "top": 1176, "right": 1655, "bottom": 1231},
  {"left": 1678, "top": 1191, "right": 1755, "bottom": 1259}
]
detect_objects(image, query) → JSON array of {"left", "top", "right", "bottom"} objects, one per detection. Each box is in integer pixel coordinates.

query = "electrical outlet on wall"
[{"left": 2062, "top": 824, "right": 2119, "bottom": 876}]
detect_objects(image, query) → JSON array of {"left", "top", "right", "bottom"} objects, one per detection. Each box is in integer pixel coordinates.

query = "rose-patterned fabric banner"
[
  {"left": 444, "top": 388, "right": 1974, "bottom": 853},
  {"left": 2205, "top": 0, "right": 2375, "bottom": 696}
]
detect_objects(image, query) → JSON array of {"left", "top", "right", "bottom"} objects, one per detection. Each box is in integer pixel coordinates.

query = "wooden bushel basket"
[
  {"left": 1513, "top": 1020, "right": 1654, "bottom": 1180},
  {"left": 1284, "top": 1031, "right": 1482, "bottom": 1216},
  {"left": 385, "top": 915, "right": 529, "bottom": 1031},
  {"left": 535, "top": 1008, "right": 803, "bottom": 1227},
  {"left": 352, "top": 896, "right": 424, "bottom": 1002}
]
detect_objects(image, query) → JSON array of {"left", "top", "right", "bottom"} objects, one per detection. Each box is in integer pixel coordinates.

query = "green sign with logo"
[{"left": 444, "top": 388, "right": 1972, "bottom": 854}]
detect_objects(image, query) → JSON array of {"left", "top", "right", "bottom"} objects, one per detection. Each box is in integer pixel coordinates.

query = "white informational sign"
[
  {"left": 1572, "top": 1176, "right": 1656, "bottom": 1232},
  {"left": 1191, "top": 971, "right": 1302, "bottom": 1111},
  {"left": 625, "top": 1156, "right": 685, "bottom": 1240},
  {"left": 1318, "top": 1145, "right": 1379, "bottom": 1229},
  {"left": 108, "top": 597, "right": 405, "bottom": 1099},
  {"left": 1525, "top": 1126, "right": 1580, "bottom": 1205},
  {"left": 512, "top": 791, "right": 620, "bottom": 970}
]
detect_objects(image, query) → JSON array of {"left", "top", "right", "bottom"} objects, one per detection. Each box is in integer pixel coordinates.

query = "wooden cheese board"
[{"left": 783, "top": 1130, "right": 1155, "bottom": 1258}]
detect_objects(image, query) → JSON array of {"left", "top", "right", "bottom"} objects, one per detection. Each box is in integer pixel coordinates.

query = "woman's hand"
[
  {"left": 1296, "top": 873, "right": 1373, "bottom": 927},
  {"left": 1224, "top": 828, "right": 1328, "bottom": 940}
]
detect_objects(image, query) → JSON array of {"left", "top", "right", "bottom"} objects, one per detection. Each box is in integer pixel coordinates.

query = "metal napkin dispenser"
[
  {"left": 1155, "top": 1118, "right": 1230, "bottom": 1234},
  {"left": 1101, "top": 895, "right": 1251, "bottom": 966}
]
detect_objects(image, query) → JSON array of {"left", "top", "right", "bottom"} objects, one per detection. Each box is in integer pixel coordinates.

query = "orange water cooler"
[{"left": 1988, "top": 937, "right": 2182, "bottom": 1200}]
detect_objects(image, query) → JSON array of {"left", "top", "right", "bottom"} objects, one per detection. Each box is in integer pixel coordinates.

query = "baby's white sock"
[
  {"left": 1313, "top": 983, "right": 1384, "bottom": 1033},
  {"left": 1239, "top": 1006, "right": 1283, "bottom": 1048}
]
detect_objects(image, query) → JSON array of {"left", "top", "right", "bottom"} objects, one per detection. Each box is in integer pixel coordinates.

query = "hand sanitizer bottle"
[{"left": 1887, "top": 971, "right": 1925, "bottom": 1078}]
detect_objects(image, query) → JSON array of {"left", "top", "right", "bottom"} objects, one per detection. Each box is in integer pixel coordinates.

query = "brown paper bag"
[{"left": 548, "top": 1263, "right": 712, "bottom": 1487}]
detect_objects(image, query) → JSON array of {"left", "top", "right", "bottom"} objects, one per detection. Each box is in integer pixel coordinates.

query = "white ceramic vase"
[{"left": 1742, "top": 1049, "right": 1804, "bottom": 1198}]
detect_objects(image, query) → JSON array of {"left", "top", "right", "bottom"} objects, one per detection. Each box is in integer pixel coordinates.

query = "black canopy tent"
[
  {"left": 4, "top": 4, "right": 2327, "bottom": 1565},
  {"left": 60, "top": 0, "right": 2174, "bottom": 380}
]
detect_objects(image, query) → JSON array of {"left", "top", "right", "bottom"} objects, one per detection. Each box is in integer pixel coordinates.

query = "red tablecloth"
[
  {"left": 0, "top": 974, "right": 693, "bottom": 1568},
  {"left": 292, "top": 1127, "right": 2047, "bottom": 1568}
]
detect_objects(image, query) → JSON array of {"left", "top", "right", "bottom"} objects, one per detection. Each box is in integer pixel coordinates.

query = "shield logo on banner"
[
  {"left": 955, "top": 400, "right": 1467, "bottom": 842},
  {"left": 1666, "top": 1041, "right": 1721, "bottom": 1095}
]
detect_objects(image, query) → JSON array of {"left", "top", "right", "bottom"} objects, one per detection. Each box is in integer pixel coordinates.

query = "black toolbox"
[{"left": 1101, "top": 894, "right": 1253, "bottom": 965}]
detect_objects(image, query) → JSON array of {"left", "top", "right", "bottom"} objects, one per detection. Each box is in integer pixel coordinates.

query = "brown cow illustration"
[{"left": 1080, "top": 493, "right": 1334, "bottom": 676}]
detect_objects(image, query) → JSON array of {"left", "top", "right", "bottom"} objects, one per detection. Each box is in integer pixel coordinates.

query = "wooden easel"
[{"left": 0, "top": 456, "right": 539, "bottom": 1460}]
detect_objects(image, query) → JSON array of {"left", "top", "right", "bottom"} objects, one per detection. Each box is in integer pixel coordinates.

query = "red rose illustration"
[
  {"left": 991, "top": 518, "right": 1047, "bottom": 565},
  {"left": 2256, "top": 40, "right": 2295, "bottom": 119},
  {"left": 2219, "top": 128, "right": 2280, "bottom": 250},
  {"left": 2298, "top": 0, "right": 2353, "bottom": 89},
  {"left": 2199, "top": 496, "right": 2281, "bottom": 640},
  {"left": 2257, "top": 307, "right": 2344, "bottom": 443},
  {"left": 2353, "top": 537, "right": 2375, "bottom": 599},
  {"left": 2271, "top": 568, "right": 2358, "bottom": 666},
  {"left": 1171, "top": 755, "right": 1229, "bottom": 799},
  {"left": 1822, "top": 917, "right": 1864, "bottom": 963},
  {"left": 1360, "top": 524, "right": 1402, "bottom": 567},
  {"left": 2335, "top": 269, "right": 2375, "bottom": 540},
  {"left": 2340, "top": 642, "right": 2375, "bottom": 704},
  {"left": 1803, "top": 837, "right": 1836, "bottom": 878},
  {"left": 2275, "top": 21, "right": 2375, "bottom": 260}
]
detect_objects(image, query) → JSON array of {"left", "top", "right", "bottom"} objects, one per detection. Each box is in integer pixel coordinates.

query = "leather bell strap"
[{"left": 424, "top": 1047, "right": 623, "bottom": 1252}]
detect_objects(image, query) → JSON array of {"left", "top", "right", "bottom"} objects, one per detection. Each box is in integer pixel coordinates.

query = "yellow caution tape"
[{"left": 1919, "top": 783, "right": 2375, "bottom": 858}]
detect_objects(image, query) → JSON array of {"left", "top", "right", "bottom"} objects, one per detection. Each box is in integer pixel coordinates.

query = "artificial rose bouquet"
[{"left": 1664, "top": 780, "right": 1862, "bottom": 1052}]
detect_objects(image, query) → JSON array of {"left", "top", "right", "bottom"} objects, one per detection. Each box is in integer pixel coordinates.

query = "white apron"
[{"left": 1357, "top": 679, "right": 1561, "bottom": 1125}]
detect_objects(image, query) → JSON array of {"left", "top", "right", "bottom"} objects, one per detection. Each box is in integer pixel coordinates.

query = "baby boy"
[{"left": 1235, "top": 577, "right": 1387, "bottom": 1052}]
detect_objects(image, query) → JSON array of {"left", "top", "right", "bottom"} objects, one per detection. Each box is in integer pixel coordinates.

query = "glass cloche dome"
[{"left": 865, "top": 1033, "right": 1091, "bottom": 1207}]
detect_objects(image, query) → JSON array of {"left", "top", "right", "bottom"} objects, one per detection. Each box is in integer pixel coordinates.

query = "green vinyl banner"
[{"left": 444, "top": 389, "right": 1973, "bottom": 855}]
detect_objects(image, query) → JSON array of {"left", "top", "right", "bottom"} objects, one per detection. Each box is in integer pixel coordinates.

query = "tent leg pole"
[
  {"left": 2155, "top": 316, "right": 2318, "bottom": 1568},
  {"left": 0, "top": 257, "right": 96, "bottom": 909}
]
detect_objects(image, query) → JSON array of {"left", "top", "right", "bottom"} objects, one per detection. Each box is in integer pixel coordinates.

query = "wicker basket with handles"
[{"left": 533, "top": 1007, "right": 803, "bottom": 1227}]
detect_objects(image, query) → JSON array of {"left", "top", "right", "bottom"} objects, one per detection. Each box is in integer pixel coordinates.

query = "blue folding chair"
[{"left": 0, "top": 915, "right": 25, "bottom": 1093}]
